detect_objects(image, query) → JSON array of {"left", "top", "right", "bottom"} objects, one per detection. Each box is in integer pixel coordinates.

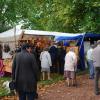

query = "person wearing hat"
[
  {"left": 93, "top": 40, "right": 100, "bottom": 95},
  {"left": 12, "top": 43, "right": 39, "bottom": 100}
]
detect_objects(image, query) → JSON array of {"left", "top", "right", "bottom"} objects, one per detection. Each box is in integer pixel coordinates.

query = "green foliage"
[
  {"left": 0, "top": 0, "right": 100, "bottom": 33},
  {"left": 0, "top": 77, "right": 11, "bottom": 97},
  {"left": 39, "top": 73, "right": 63, "bottom": 85}
]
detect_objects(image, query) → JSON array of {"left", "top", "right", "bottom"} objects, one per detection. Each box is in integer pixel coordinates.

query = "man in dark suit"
[{"left": 12, "top": 43, "right": 39, "bottom": 100}]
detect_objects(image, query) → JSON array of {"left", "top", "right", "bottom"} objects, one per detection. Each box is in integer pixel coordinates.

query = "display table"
[{"left": 3, "top": 59, "right": 12, "bottom": 73}]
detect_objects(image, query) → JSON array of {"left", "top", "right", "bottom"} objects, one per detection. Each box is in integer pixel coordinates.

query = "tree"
[
  {"left": 68, "top": 0, "right": 100, "bottom": 33},
  {"left": 0, "top": 0, "right": 15, "bottom": 32},
  {"left": 0, "top": 0, "right": 100, "bottom": 33}
]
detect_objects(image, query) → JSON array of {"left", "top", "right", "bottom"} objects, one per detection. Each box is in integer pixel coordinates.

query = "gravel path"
[{"left": 39, "top": 75, "right": 100, "bottom": 100}]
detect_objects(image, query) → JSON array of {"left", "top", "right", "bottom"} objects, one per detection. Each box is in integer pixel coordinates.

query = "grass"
[
  {"left": 39, "top": 69, "right": 89, "bottom": 86},
  {"left": 39, "top": 73, "right": 63, "bottom": 86},
  {"left": 0, "top": 77, "right": 11, "bottom": 97},
  {"left": 0, "top": 69, "right": 89, "bottom": 97}
]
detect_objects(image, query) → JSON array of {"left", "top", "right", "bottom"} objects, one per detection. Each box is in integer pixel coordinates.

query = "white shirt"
[
  {"left": 64, "top": 51, "right": 77, "bottom": 71},
  {"left": 2, "top": 52, "right": 12, "bottom": 59},
  {"left": 86, "top": 48, "right": 93, "bottom": 60},
  {"left": 40, "top": 51, "right": 52, "bottom": 68}
]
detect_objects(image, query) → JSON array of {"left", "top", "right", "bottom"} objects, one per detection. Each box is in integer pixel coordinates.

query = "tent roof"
[
  {"left": 54, "top": 33, "right": 84, "bottom": 41},
  {"left": 0, "top": 28, "right": 55, "bottom": 38},
  {"left": 0, "top": 28, "right": 83, "bottom": 37},
  {"left": 85, "top": 33, "right": 100, "bottom": 38},
  {"left": 0, "top": 27, "right": 84, "bottom": 42},
  {"left": 54, "top": 33, "right": 100, "bottom": 41},
  {"left": 0, "top": 28, "right": 22, "bottom": 38}
]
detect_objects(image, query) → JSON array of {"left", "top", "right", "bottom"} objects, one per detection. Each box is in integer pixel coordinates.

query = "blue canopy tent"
[
  {"left": 54, "top": 33, "right": 85, "bottom": 70},
  {"left": 55, "top": 33, "right": 84, "bottom": 41},
  {"left": 85, "top": 33, "right": 100, "bottom": 38},
  {"left": 84, "top": 33, "right": 100, "bottom": 44}
]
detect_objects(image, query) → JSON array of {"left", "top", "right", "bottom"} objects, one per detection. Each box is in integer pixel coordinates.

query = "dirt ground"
[
  {"left": 38, "top": 74, "right": 100, "bottom": 100},
  {"left": 1, "top": 74, "right": 100, "bottom": 100}
]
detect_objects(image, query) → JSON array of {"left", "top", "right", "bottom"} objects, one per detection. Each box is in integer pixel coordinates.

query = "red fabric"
[
  {"left": 0, "top": 59, "right": 4, "bottom": 77},
  {"left": 0, "top": 59, "right": 3, "bottom": 67},
  {"left": 0, "top": 59, "right": 3, "bottom": 71}
]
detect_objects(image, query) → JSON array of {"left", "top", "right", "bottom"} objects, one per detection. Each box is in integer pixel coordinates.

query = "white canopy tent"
[
  {"left": 0, "top": 26, "right": 84, "bottom": 49},
  {"left": 0, "top": 28, "right": 21, "bottom": 38},
  {"left": 0, "top": 26, "right": 22, "bottom": 42},
  {"left": 0, "top": 26, "right": 83, "bottom": 41}
]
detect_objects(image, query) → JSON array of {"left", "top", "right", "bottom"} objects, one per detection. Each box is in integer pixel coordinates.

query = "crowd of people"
[
  {"left": 0, "top": 39, "right": 100, "bottom": 99},
  {"left": 16, "top": 41, "right": 67, "bottom": 74},
  {"left": 10, "top": 41, "right": 79, "bottom": 100}
]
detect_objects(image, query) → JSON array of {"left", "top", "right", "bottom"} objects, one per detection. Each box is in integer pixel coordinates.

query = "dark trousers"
[
  {"left": 18, "top": 91, "right": 35, "bottom": 100},
  {"left": 57, "top": 59, "right": 64, "bottom": 74},
  {"left": 50, "top": 59, "right": 57, "bottom": 73},
  {"left": 95, "top": 67, "right": 100, "bottom": 94}
]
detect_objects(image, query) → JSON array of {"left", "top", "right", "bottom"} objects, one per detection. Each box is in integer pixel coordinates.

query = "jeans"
[
  {"left": 87, "top": 60, "right": 94, "bottom": 78},
  {"left": 94, "top": 67, "right": 100, "bottom": 94},
  {"left": 18, "top": 91, "right": 35, "bottom": 100}
]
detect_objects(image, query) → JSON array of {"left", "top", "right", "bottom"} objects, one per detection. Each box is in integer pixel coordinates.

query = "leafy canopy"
[{"left": 0, "top": 0, "right": 100, "bottom": 33}]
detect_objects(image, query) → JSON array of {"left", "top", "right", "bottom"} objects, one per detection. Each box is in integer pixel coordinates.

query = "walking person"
[
  {"left": 40, "top": 48, "right": 52, "bottom": 80},
  {"left": 12, "top": 43, "right": 39, "bottom": 100},
  {"left": 93, "top": 40, "right": 100, "bottom": 95},
  {"left": 49, "top": 42, "right": 57, "bottom": 73},
  {"left": 86, "top": 45, "right": 95, "bottom": 79},
  {"left": 64, "top": 48, "right": 77, "bottom": 86}
]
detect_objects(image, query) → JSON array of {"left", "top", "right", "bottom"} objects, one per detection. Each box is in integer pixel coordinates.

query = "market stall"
[{"left": 55, "top": 33, "right": 85, "bottom": 70}]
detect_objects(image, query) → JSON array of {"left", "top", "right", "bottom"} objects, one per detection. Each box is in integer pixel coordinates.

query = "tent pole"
[
  {"left": 14, "top": 26, "right": 16, "bottom": 49},
  {"left": 79, "top": 33, "right": 86, "bottom": 52}
]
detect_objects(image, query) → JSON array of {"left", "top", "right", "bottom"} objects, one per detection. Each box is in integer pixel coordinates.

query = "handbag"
[{"left": 9, "top": 81, "right": 16, "bottom": 90}]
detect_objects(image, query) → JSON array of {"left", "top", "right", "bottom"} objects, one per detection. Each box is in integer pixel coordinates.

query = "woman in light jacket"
[
  {"left": 64, "top": 48, "right": 77, "bottom": 86},
  {"left": 40, "top": 48, "right": 52, "bottom": 80}
]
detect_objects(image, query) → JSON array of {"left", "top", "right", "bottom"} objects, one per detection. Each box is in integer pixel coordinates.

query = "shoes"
[
  {"left": 72, "top": 84, "right": 77, "bottom": 87},
  {"left": 89, "top": 77, "right": 94, "bottom": 79},
  {"left": 95, "top": 91, "right": 100, "bottom": 95},
  {"left": 34, "top": 92, "right": 38, "bottom": 99},
  {"left": 65, "top": 83, "right": 70, "bottom": 87}
]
